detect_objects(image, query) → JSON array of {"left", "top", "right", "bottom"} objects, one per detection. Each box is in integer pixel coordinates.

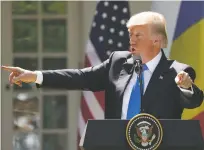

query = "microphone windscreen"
[
  {"left": 132, "top": 55, "right": 141, "bottom": 61},
  {"left": 133, "top": 55, "right": 142, "bottom": 65}
]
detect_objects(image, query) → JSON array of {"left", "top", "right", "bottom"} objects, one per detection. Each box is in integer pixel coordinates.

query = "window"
[{"left": 12, "top": 2, "right": 69, "bottom": 150}]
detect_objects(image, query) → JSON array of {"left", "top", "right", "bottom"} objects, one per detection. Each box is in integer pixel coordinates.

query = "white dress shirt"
[{"left": 35, "top": 71, "right": 43, "bottom": 85}]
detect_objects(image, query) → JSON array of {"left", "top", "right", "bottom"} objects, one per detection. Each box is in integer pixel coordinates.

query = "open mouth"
[{"left": 130, "top": 47, "right": 137, "bottom": 52}]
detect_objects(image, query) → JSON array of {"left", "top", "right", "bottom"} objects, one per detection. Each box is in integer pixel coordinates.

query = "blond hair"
[{"left": 126, "top": 11, "right": 168, "bottom": 48}]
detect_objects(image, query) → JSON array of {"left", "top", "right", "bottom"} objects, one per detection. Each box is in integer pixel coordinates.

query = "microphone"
[
  {"left": 133, "top": 55, "right": 144, "bottom": 113},
  {"left": 133, "top": 55, "right": 142, "bottom": 74}
]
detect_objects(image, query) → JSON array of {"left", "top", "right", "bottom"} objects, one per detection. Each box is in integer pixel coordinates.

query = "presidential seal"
[{"left": 126, "top": 113, "right": 163, "bottom": 150}]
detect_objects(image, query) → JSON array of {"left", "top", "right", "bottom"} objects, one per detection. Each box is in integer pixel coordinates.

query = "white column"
[{"left": 1, "top": 1, "right": 13, "bottom": 150}]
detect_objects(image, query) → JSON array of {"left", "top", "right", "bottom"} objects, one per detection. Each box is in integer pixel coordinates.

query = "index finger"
[{"left": 1, "top": 66, "right": 18, "bottom": 72}]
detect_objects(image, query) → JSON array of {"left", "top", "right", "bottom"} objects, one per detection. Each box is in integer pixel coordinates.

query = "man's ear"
[
  {"left": 153, "top": 39, "right": 159, "bottom": 44},
  {"left": 153, "top": 35, "right": 162, "bottom": 46}
]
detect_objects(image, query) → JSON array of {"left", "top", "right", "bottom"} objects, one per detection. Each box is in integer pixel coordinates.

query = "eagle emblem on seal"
[{"left": 134, "top": 121, "right": 156, "bottom": 147}]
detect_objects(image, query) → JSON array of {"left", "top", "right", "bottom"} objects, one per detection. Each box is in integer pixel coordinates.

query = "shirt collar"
[{"left": 145, "top": 50, "right": 162, "bottom": 73}]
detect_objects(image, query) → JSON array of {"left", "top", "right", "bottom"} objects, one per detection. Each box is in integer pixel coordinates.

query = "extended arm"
[
  {"left": 1, "top": 53, "right": 112, "bottom": 91},
  {"left": 36, "top": 53, "right": 114, "bottom": 91}
]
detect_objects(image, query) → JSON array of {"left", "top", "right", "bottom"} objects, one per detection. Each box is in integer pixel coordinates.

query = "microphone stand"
[{"left": 135, "top": 59, "right": 143, "bottom": 113}]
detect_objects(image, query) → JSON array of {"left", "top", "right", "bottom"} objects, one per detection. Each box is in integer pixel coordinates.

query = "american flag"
[{"left": 78, "top": 1, "right": 130, "bottom": 147}]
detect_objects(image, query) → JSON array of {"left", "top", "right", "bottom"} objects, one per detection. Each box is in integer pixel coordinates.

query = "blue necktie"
[{"left": 126, "top": 64, "right": 148, "bottom": 119}]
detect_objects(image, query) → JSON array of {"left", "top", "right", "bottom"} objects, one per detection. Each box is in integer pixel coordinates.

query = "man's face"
[{"left": 128, "top": 24, "right": 154, "bottom": 56}]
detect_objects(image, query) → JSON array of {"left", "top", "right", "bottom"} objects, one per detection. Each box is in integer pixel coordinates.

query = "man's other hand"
[
  {"left": 175, "top": 71, "right": 193, "bottom": 89},
  {"left": 1, "top": 66, "right": 37, "bottom": 87}
]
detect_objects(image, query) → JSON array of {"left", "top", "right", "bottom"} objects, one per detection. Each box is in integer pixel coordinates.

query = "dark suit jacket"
[{"left": 37, "top": 50, "right": 203, "bottom": 119}]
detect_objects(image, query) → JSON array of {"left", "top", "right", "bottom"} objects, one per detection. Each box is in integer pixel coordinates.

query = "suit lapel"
[{"left": 142, "top": 50, "right": 169, "bottom": 106}]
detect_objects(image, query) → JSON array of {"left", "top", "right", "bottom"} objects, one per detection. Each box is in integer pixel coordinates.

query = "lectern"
[{"left": 79, "top": 119, "right": 204, "bottom": 150}]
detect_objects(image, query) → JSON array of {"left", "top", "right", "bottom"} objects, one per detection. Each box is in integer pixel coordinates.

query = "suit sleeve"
[
  {"left": 36, "top": 53, "right": 114, "bottom": 91},
  {"left": 179, "top": 67, "right": 203, "bottom": 109}
]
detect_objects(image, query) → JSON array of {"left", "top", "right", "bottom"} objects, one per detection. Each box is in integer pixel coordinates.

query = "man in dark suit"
[{"left": 2, "top": 11, "right": 203, "bottom": 119}]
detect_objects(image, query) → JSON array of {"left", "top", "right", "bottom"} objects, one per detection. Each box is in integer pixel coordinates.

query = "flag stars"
[
  {"left": 100, "top": 24, "right": 105, "bottom": 30},
  {"left": 99, "top": 36, "right": 104, "bottom": 42},
  {"left": 120, "top": 19, "right": 126, "bottom": 25},
  {"left": 104, "top": 1, "right": 109, "bottom": 7},
  {"left": 102, "top": 13, "right": 107, "bottom": 19},
  {"left": 123, "top": 8, "right": 128, "bottom": 13},
  {"left": 117, "top": 42, "right": 122, "bottom": 47},
  {"left": 119, "top": 31, "right": 124, "bottom": 36},
  {"left": 108, "top": 39, "right": 113, "bottom": 44},
  {"left": 112, "top": 16, "right": 116, "bottom": 21},
  {"left": 106, "top": 50, "right": 111, "bottom": 56},
  {"left": 113, "top": 5, "right": 118, "bottom": 10},
  {"left": 109, "top": 28, "right": 115, "bottom": 33},
  {"left": 92, "top": 22, "right": 96, "bottom": 27}
]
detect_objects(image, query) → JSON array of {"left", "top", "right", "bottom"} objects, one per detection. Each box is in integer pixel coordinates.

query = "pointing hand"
[{"left": 1, "top": 66, "right": 37, "bottom": 87}]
